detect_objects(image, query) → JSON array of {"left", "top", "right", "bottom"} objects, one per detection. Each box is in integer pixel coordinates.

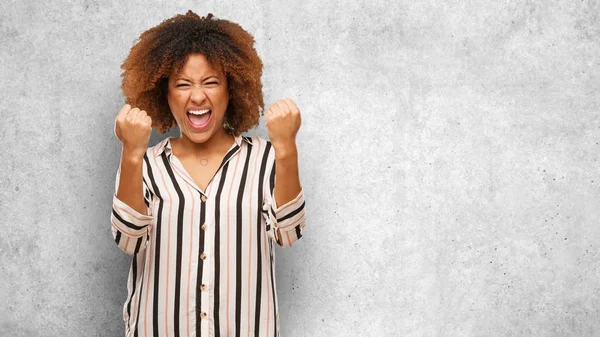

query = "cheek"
[
  {"left": 168, "top": 91, "right": 185, "bottom": 103},
  {"left": 222, "top": 87, "right": 230, "bottom": 102},
  {"left": 167, "top": 93, "right": 185, "bottom": 123},
  {"left": 167, "top": 91, "right": 187, "bottom": 113},
  {"left": 212, "top": 88, "right": 229, "bottom": 107}
]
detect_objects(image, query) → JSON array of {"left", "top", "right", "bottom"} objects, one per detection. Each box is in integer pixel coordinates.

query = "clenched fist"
[
  {"left": 265, "top": 98, "right": 302, "bottom": 152},
  {"left": 114, "top": 104, "right": 153, "bottom": 159}
]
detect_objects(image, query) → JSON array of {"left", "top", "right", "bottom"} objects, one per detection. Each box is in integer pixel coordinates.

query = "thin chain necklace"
[{"left": 172, "top": 134, "right": 233, "bottom": 166}]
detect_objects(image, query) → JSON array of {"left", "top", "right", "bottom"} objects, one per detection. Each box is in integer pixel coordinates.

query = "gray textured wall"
[{"left": 1, "top": 0, "right": 599, "bottom": 336}]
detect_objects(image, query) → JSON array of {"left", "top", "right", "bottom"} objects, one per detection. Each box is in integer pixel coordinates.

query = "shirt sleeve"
[
  {"left": 110, "top": 160, "right": 154, "bottom": 255},
  {"left": 262, "top": 151, "right": 307, "bottom": 248}
]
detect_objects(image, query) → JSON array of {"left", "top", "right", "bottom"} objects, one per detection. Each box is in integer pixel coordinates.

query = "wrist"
[
  {"left": 121, "top": 148, "right": 145, "bottom": 164},
  {"left": 272, "top": 141, "right": 298, "bottom": 159}
]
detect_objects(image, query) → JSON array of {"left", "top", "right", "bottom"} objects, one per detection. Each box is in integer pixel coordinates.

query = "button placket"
[
  {"left": 199, "top": 258, "right": 211, "bottom": 334},
  {"left": 198, "top": 188, "right": 212, "bottom": 334}
]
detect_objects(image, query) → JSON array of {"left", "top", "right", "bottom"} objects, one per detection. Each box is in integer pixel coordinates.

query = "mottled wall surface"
[{"left": 1, "top": 0, "right": 599, "bottom": 336}]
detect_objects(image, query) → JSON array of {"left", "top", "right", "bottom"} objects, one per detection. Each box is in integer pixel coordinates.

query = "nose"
[{"left": 190, "top": 85, "right": 206, "bottom": 104}]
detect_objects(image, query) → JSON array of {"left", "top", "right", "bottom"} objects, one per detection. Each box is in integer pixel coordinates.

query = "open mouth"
[{"left": 187, "top": 109, "right": 212, "bottom": 130}]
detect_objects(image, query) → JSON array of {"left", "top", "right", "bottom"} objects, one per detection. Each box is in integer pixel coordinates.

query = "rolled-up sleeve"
[
  {"left": 110, "top": 166, "right": 154, "bottom": 255},
  {"left": 262, "top": 154, "right": 307, "bottom": 247}
]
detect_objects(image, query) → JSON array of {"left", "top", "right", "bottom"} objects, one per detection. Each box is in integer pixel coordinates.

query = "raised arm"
[
  {"left": 114, "top": 104, "right": 153, "bottom": 214},
  {"left": 264, "top": 98, "right": 306, "bottom": 247},
  {"left": 265, "top": 98, "right": 302, "bottom": 206},
  {"left": 111, "top": 104, "right": 154, "bottom": 254}
]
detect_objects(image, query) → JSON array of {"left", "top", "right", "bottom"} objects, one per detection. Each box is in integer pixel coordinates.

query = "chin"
[
  {"left": 184, "top": 131, "right": 212, "bottom": 144},
  {"left": 183, "top": 124, "right": 223, "bottom": 144}
]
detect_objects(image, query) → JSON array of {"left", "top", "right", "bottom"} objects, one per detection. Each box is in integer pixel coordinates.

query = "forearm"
[
  {"left": 116, "top": 152, "right": 147, "bottom": 216},
  {"left": 273, "top": 143, "right": 302, "bottom": 207}
]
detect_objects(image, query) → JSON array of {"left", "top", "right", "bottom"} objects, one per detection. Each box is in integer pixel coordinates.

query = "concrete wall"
[{"left": 1, "top": 0, "right": 599, "bottom": 336}]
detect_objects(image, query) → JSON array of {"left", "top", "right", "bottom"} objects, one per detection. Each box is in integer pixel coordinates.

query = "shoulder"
[
  {"left": 145, "top": 137, "right": 170, "bottom": 159},
  {"left": 241, "top": 135, "right": 273, "bottom": 151},
  {"left": 240, "top": 136, "right": 276, "bottom": 167}
]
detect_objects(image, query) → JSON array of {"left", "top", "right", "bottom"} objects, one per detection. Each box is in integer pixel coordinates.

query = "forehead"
[{"left": 173, "top": 53, "right": 223, "bottom": 78}]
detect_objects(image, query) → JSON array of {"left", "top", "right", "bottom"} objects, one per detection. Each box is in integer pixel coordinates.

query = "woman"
[{"left": 111, "top": 11, "right": 306, "bottom": 337}]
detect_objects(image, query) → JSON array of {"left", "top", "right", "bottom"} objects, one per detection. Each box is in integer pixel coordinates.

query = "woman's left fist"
[{"left": 265, "top": 98, "right": 302, "bottom": 150}]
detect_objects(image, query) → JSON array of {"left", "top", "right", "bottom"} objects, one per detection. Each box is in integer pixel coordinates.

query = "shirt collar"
[{"left": 153, "top": 135, "right": 252, "bottom": 158}]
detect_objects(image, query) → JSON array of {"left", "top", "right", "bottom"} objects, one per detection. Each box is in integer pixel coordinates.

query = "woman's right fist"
[{"left": 114, "top": 104, "right": 152, "bottom": 159}]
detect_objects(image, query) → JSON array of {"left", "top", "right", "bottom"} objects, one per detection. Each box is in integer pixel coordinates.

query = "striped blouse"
[{"left": 110, "top": 135, "right": 306, "bottom": 337}]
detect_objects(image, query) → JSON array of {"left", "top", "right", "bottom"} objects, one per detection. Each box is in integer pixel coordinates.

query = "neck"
[{"left": 174, "top": 130, "right": 235, "bottom": 159}]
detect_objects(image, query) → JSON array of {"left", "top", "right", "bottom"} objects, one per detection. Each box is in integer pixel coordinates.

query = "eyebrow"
[{"left": 174, "top": 76, "right": 219, "bottom": 82}]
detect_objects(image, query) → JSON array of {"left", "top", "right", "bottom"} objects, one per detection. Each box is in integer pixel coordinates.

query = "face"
[{"left": 167, "top": 53, "right": 229, "bottom": 144}]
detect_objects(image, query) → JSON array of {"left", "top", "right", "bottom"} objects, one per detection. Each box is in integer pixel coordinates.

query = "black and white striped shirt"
[{"left": 110, "top": 135, "right": 306, "bottom": 337}]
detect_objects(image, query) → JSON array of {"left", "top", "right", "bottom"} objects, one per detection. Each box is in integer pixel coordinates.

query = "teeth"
[{"left": 188, "top": 109, "right": 210, "bottom": 115}]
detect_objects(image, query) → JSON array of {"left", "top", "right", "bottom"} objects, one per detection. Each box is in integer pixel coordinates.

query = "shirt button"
[
  {"left": 201, "top": 195, "right": 208, "bottom": 202},
  {"left": 200, "top": 312, "right": 207, "bottom": 319},
  {"left": 201, "top": 224, "right": 207, "bottom": 231},
  {"left": 201, "top": 284, "right": 207, "bottom": 291},
  {"left": 200, "top": 252, "right": 207, "bottom": 260}
]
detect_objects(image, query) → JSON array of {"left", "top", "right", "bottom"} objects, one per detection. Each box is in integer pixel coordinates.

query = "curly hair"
[{"left": 121, "top": 11, "right": 264, "bottom": 135}]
